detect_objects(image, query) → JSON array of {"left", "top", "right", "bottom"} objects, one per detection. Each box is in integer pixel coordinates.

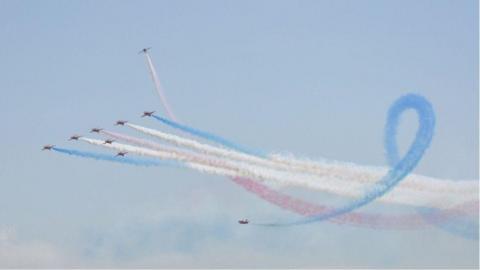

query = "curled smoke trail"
[
  {"left": 249, "top": 93, "right": 480, "bottom": 240},
  {"left": 140, "top": 68, "right": 477, "bottom": 236},
  {"left": 149, "top": 95, "right": 476, "bottom": 230},
  {"left": 256, "top": 94, "right": 436, "bottom": 226},
  {"left": 383, "top": 96, "right": 479, "bottom": 240},
  {"left": 143, "top": 52, "right": 177, "bottom": 121},
  {"left": 138, "top": 63, "right": 474, "bottom": 211}
]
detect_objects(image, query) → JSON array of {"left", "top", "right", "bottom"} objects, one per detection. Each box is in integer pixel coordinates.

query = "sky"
[{"left": 0, "top": 0, "right": 478, "bottom": 268}]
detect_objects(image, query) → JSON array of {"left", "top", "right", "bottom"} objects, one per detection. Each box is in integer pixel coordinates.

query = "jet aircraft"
[
  {"left": 138, "top": 47, "right": 151, "bottom": 54},
  {"left": 42, "top": 145, "right": 54, "bottom": 150},
  {"left": 141, "top": 111, "right": 155, "bottom": 117},
  {"left": 238, "top": 219, "right": 249, "bottom": 224}
]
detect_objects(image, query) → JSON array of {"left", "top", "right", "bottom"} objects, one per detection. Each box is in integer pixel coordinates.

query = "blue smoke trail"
[
  {"left": 383, "top": 98, "right": 478, "bottom": 240},
  {"left": 151, "top": 115, "right": 266, "bottom": 157},
  {"left": 417, "top": 205, "right": 479, "bottom": 240},
  {"left": 52, "top": 147, "right": 179, "bottom": 167},
  {"left": 257, "top": 94, "right": 436, "bottom": 226}
]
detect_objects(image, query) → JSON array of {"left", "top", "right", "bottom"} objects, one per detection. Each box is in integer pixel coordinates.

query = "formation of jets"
[
  {"left": 42, "top": 47, "right": 250, "bottom": 225},
  {"left": 42, "top": 50, "right": 159, "bottom": 159}
]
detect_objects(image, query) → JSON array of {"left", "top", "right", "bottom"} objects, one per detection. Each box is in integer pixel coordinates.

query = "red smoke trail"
[
  {"left": 232, "top": 177, "right": 477, "bottom": 230},
  {"left": 143, "top": 52, "right": 178, "bottom": 121}
]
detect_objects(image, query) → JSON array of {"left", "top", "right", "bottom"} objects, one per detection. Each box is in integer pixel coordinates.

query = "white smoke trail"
[
  {"left": 79, "top": 137, "right": 475, "bottom": 209},
  {"left": 125, "top": 122, "right": 477, "bottom": 195},
  {"left": 270, "top": 154, "right": 478, "bottom": 194},
  {"left": 125, "top": 122, "right": 277, "bottom": 167},
  {"left": 100, "top": 130, "right": 183, "bottom": 154},
  {"left": 79, "top": 137, "right": 239, "bottom": 177},
  {"left": 269, "top": 154, "right": 477, "bottom": 194},
  {"left": 143, "top": 52, "right": 177, "bottom": 121}
]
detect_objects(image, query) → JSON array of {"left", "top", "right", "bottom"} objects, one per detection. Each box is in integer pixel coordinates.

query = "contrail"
[
  {"left": 143, "top": 51, "right": 177, "bottom": 121},
  {"left": 79, "top": 135, "right": 475, "bottom": 209},
  {"left": 141, "top": 115, "right": 475, "bottom": 195},
  {"left": 255, "top": 94, "right": 436, "bottom": 226},
  {"left": 101, "top": 130, "right": 474, "bottom": 223},
  {"left": 126, "top": 122, "right": 476, "bottom": 196}
]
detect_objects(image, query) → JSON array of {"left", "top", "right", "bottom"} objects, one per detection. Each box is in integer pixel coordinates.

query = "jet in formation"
[
  {"left": 141, "top": 111, "right": 155, "bottom": 117},
  {"left": 116, "top": 151, "right": 127, "bottom": 157},
  {"left": 69, "top": 135, "right": 82, "bottom": 141},
  {"left": 238, "top": 219, "right": 249, "bottom": 225},
  {"left": 115, "top": 120, "right": 128, "bottom": 126},
  {"left": 42, "top": 145, "right": 54, "bottom": 151},
  {"left": 138, "top": 47, "right": 151, "bottom": 54}
]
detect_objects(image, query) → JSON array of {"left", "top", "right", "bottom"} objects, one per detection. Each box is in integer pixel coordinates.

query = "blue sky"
[{"left": 0, "top": 0, "right": 478, "bottom": 267}]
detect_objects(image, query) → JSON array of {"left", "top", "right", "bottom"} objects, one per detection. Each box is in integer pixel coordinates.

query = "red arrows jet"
[
  {"left": 42, "top": 145, "right": 54, "bottom": 150},
  {"left": 238, "top": 219, "right": 249, "bottom": 225},
  {"left": 141, "top": 111, "right": 155, "bottom": 117},
  {"left": 116, "top": 151, "right": 127, "bottom": 157},
  {"left": 115, "top": 120, "right": 128, "bottom": 126},
  {"left": 69, "top": 135, "right": 81, "bottom": 141},
  {"left": 138, "top": 47, "right": 151, "bottom": 54}
]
